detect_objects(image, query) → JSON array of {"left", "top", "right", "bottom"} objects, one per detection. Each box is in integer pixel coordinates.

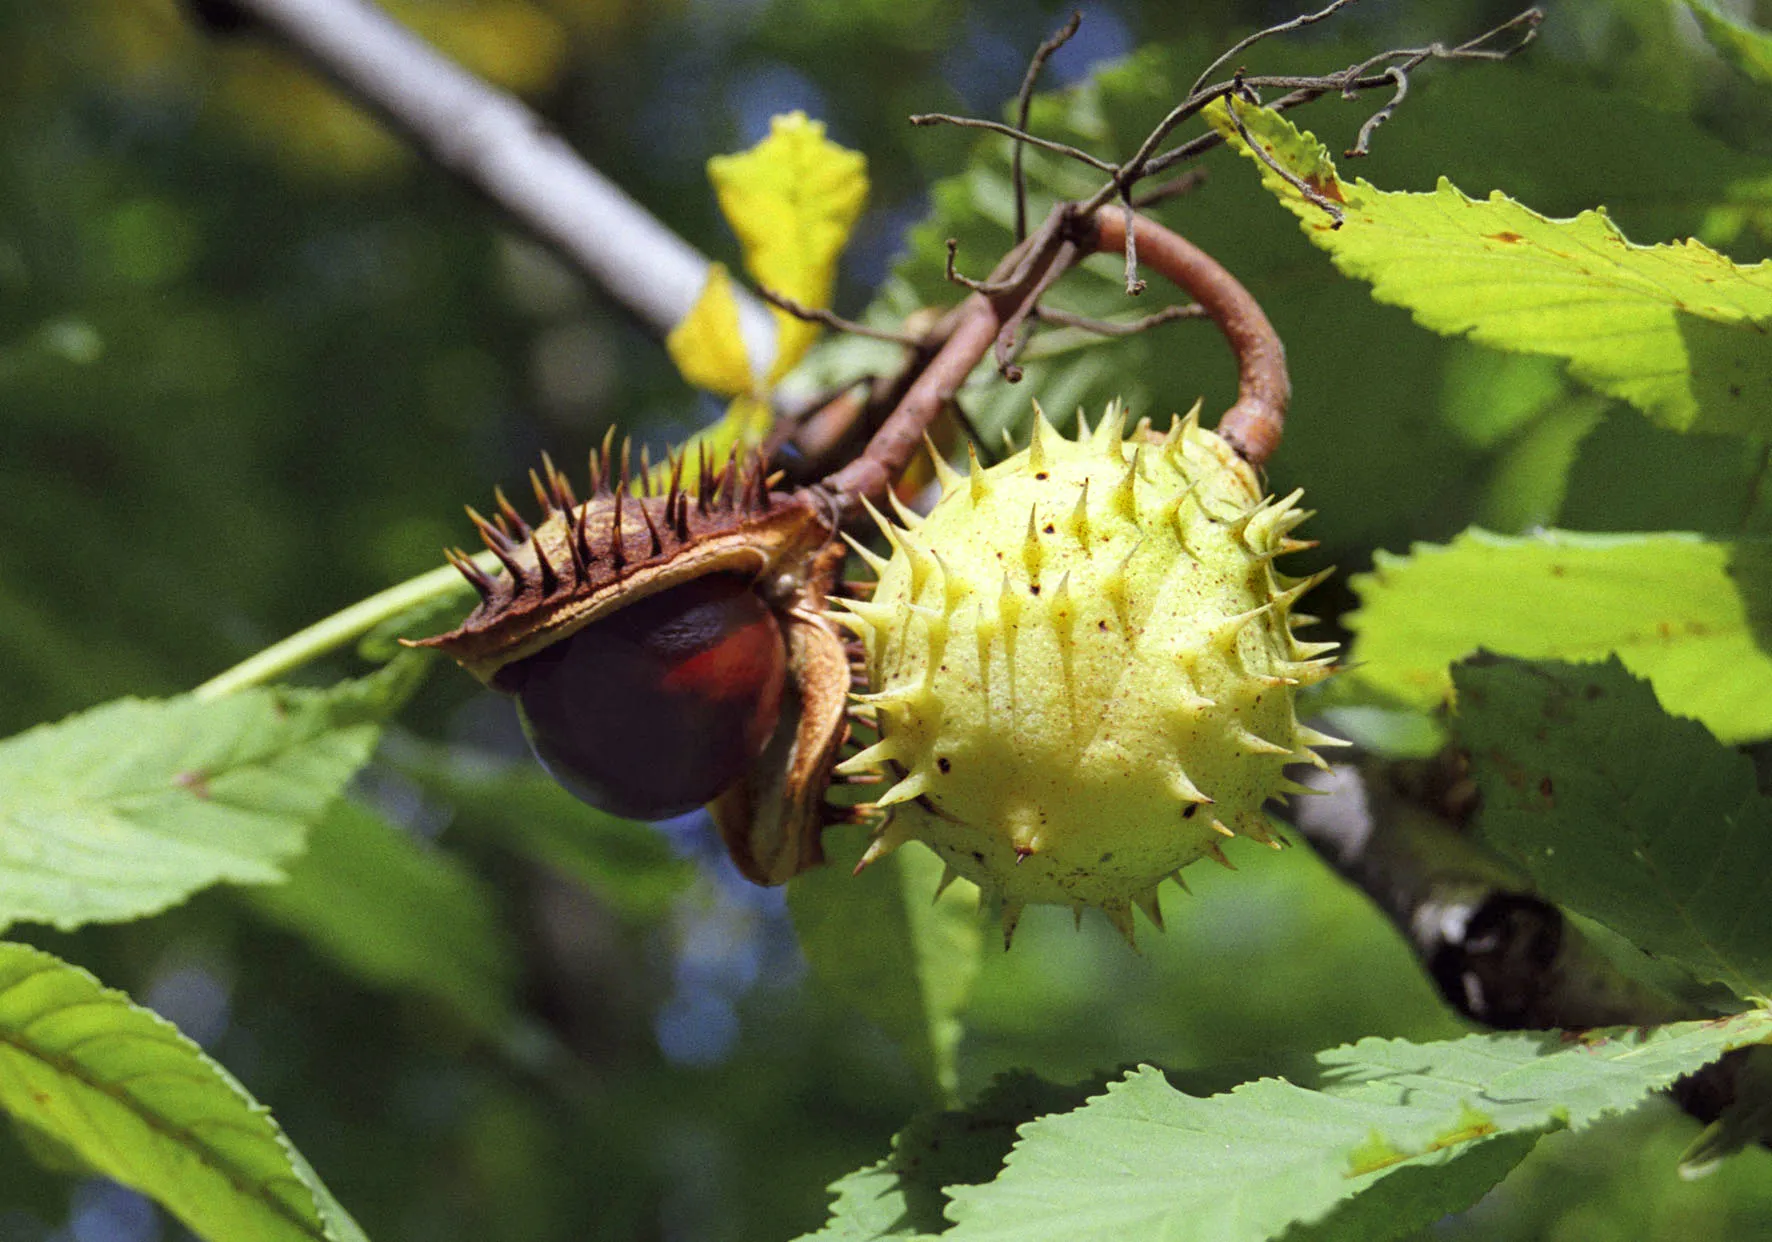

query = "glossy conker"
[{"left": 498, "top": 574, "right": 788, "bottom": 820}]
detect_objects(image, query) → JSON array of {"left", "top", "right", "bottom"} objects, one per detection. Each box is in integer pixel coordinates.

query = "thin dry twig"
[
  {"left": 1119, "top": 193, "right": 1146, "bottom": 295},
  {"left": 909, "top": 114, "right": 1116, "bottom": 172},
  {"left": 1014, "top": 11, "right": 1083, "bottom": 242},
  {"left": 825, "top": 4, "right": 1541, "bottom": 509},
  {"left": 943, "top": 204, "right": 1071, "bottom": 298},
  {"left": 946, "top": 238, "right": 1026, "bottom": 296},
  {"left": 756, "top": 286, "right": 927, "bottom": 347},
  {"left": 1089, "top": 210, "right": 1289, "bottom": 464},
  {"left": 1347, "top": 66, "right": 1407, "bottom": 157},
  {"left": 913, "top": 7, "right": 1539, "bottom": 250},
  {"left": 993, "top": 236, "right": 1080, "bottom": 381},
  {"left": 1225, "top": 93, "right": 1345, "bottom": 226},
  {"left": 1034, "top": 303, "right": 1204, "bottom": 335},
  {"left": 1187, "top": 0, "right": 1363, "bottom": 97},
  {"left": 1135, "top": 8, "right": 1542, "bottom": 182},
  {"left": 914, "top": 4, "right": 1537, "bottom": 239},
  {"left": 1130, "top": 167, "right": 1208, "bottom": 209}
]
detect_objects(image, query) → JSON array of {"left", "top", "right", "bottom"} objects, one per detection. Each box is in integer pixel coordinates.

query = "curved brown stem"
[
  {"left": 814, "top": 207, "right": 1081, "bottom": 518},
  {"left": 1090, "top": 211, "right": 1289, "bottom": 466},
  {"left": 814, "top": 206, "right": 1289, "bottom": 520},
  {"left": 813, "top": 294, "right": 1004, "bottom": 517}
]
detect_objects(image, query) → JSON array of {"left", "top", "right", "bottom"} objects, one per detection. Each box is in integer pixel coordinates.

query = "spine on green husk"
[{"left": 830, "top": 399, "right": 1344, "bottom": 948}]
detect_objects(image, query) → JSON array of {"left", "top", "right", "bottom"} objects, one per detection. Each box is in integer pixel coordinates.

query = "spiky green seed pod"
[{"left": 832, "top": 400, "right": 1343, "bottom": 947}]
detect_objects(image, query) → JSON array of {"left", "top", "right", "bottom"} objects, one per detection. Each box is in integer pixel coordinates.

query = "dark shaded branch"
[
  {"left": 1290, "top": 760, "right": 1687, "bottom": 1028},
  {"left": 1033, "top": 303, "right": 1204, "bottom": 335},
  {"left": 1287, "top": 755, "right": 1766, "bottom": 1151},
  {"left": 223, "top": 0, "right": 776, "bottom": 366}
]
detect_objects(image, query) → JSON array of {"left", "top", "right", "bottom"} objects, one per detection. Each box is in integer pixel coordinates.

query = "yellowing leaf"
[
  {"left": 709, "top": 112, "right": 868, "bottom": 380},
  {"left": 666, "top": 262, "right": 755, "bottom": 397},
  {"left": 1205, "top": 99, "right": 1772, "bottom": 435}
]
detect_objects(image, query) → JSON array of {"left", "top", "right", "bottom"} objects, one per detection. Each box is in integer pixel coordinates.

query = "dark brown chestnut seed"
[{"left": 497, "top": 574, "right": 787, "bottom": 820}]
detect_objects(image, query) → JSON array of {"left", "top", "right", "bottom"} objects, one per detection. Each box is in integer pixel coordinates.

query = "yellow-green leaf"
[
  {"left": 0, "top": 942, "right": 366, "bottom": 1242},
  {"left": 1345, "top": 529, "right": 1772, "bottom": 742},
  {"left": 709, "top": 111, "right": 868, "bottom": 380},
  {"left": 1205, "top": 98, "right": 1772, "bottom": 435},
  {"left": 665, "top": 261, "right": 754, "bottom": 397},
  {"left": 0, "top": 660, "right": 423, "bottom": 933}
]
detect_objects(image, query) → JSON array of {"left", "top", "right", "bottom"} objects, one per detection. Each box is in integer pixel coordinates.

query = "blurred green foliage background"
[{"left": 3, "top": 1, "right": 1772, "bottom": 1239}]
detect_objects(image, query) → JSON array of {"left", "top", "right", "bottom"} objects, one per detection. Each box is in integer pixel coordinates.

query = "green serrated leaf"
[
  {"left": 0, "top": 658, "right": 425, "bottom": 933},
  {"left": 791, "top": 1161, "right": 934, "bottom": 1242},
  {"left": 0, "top": 942, "right": 364, "bottom": 1242},
  {"left": 1453, "top": 655, "right": 1772, "bottom": 998},
  {"left": 1205, "top": 98, "right": 1772, "bottom": 434},
  {"left": 944, "top": 1011, "right": 1772, "bottom": 1242},
  {"left": 1346, "top": 529, "right": 1772, "bottom": 742},
  {"left": 242, "top": 799, "right": 519, "bottom": 1033},
  {"left": 789, "top": 831, "right": 982, "bottom": 1102},
  {"left": 796, "top": 1071, "right": 1103, "bottom": 1241},
  {"left": 1687, "top": 1, "right": 1772, "bottom": 86},
  {"left": 1284, "top": 1131, "right": 1540, "bottom": 1242}
]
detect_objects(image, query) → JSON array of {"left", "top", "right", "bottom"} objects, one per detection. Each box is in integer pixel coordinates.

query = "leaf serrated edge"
[{"left": 0, "top": 944, "right": 335, "bottom": 1240}]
